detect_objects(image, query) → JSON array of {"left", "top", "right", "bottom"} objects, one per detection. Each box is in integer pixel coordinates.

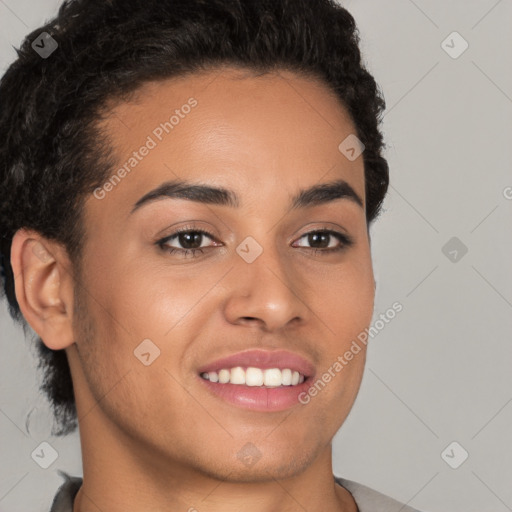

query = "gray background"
[{"left": 1, "top": 1, "right": 511, "bottom": 511}]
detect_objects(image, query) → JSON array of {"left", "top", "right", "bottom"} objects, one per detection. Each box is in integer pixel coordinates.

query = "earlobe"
[{"left": 10, "top": 228, "right": 76, "bottom": 351}]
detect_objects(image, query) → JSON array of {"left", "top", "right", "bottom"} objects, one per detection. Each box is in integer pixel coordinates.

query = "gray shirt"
[{"left": 49, "top": 472, "right": 422, "bottom": 512}]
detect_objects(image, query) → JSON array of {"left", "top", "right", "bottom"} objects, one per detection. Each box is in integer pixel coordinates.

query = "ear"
[{"left": 10, "top": 228, "right": 76, "bottom": 350}]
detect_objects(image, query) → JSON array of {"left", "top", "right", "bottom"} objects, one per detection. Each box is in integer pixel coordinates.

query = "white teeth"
[
  {"left": 230, "top": 367, "right": 246, "bottom": 385},
  {"left": 245, "top": 367, "right": 264, "bottom": 386},
  {"left": 218, "top": 369, "right": 230, "bottom": 384},
  {"left": 263, "top": 368, "right": 282, "bottom": 387},
  {"left": 281, "top": 368, "right": 292, "bottom": 385},
  {"left": 201, "top": 366, "right": 306, "bottom": 387}
]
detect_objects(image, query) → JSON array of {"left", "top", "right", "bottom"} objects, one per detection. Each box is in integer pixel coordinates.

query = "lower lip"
[{"left": 199, "top": 376, "right": 313, "bottom": 412}]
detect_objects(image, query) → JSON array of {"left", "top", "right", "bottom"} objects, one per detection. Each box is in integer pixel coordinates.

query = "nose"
[{"left": 222, "top": 244, "right": 311, "bottom": 333}]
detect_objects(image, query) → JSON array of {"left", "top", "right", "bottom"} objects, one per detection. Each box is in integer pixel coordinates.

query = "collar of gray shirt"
[{"left": 49, "top": 471, "right": 423, "bottom": 512}]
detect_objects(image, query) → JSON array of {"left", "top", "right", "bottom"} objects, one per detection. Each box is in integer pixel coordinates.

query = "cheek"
[
  {"left": 318, "top": 249, "right": 375, "bottom": 338},
  {"left": 306, "top": 247, "right": 374, "bottom": 403}
]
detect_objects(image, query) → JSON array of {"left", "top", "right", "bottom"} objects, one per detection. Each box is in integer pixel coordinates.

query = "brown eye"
[
  {"left": 293, "top": 230, "right": 353, "bottom": 253},
  {"left": 157, "top": 228, "right": 218, "bottom": 258}
]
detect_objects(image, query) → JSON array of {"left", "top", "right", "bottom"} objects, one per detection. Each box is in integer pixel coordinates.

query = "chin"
[{"left": 191, "top": 442, "right": 318, "bottom": 484}]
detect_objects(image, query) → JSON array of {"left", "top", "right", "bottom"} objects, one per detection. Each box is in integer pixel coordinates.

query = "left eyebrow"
[
  {"left": 290, "top": 179, "right": 363, "bottom": 210},
  {"left": 130, "top": 178, "right": 363, "bottom": 214}
]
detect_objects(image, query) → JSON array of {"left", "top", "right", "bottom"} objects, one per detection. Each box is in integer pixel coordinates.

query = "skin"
[{"left": 11, "top": 66, "right": 375, "bottom": 512}]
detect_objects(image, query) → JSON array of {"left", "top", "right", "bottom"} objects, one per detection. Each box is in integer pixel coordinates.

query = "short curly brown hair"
[{"left": 0, "top": 0, "right": 389, "bottom": 436}]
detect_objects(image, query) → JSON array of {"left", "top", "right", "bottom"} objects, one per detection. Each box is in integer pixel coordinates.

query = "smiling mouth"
[{"left": 200, "top": 366, "right": 306, "bottom": 387}]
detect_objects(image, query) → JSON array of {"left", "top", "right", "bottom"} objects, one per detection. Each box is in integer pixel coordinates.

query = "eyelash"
[{"left": 156, "top": 226, "right": 353, "bottom": 258}]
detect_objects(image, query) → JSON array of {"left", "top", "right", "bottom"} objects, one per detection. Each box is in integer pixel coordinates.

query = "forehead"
[{"left": 91, "top": 67, "right": 365, "bottom": 215}]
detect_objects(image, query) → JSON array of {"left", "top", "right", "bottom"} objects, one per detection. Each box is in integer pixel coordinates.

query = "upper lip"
[{"left": 197, "top": 349, "right": 316, "bottom": 378}]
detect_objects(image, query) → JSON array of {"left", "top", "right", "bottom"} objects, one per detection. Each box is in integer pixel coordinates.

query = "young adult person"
[{"left": 0, "top": 1, "right": 424, "bottom": 510}]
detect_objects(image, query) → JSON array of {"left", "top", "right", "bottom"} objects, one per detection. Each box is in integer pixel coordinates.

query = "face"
[{"left": 69, "top": 66, "right": 375, "bottom": 482}]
